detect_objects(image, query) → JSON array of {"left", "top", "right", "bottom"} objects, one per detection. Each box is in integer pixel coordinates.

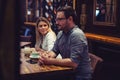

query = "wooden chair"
[
  {"left": 89, "top": 53, "right": 103, "bottom": 80},
  {"left": 20, "top": 36, "right": 32, "bottom": 48},
  {"left": 20, "top": 36, "right": 32, "bottom": 42}
]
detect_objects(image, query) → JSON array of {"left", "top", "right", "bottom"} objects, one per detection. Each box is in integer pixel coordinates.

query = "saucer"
[
  {"left": 30, "top": 52, "right": 40, "bottom": 59},
  {"left": 29, "top": 55, "right": 40, "bottom": 59}
]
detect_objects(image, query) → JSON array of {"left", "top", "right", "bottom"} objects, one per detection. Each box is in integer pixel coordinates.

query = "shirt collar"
[{"left": 63, "top": 25, "right": 78, "bottom": 35}]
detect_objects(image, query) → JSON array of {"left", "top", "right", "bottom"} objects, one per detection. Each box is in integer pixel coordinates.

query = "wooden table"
[{"left": 20, "top": 49, "right": 75, "bottom": 80}]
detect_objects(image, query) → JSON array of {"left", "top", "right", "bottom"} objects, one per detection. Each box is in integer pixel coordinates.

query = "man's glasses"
[{"left": 55, "top": 18, "right": 66, "bottom": 21}]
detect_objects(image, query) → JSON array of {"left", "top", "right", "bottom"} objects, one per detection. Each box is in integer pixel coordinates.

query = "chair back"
[{"left": 89, "top": 53, "right": 103, "bottom": 80}]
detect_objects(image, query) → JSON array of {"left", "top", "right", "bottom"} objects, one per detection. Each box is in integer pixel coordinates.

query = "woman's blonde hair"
[{"left": 35, "top": 17, "right": 52, "bottom": 47}]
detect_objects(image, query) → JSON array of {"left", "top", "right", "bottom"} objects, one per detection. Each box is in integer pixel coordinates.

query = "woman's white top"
[{"left": 41, "top": 31, "right": 56, "bottom": 51}]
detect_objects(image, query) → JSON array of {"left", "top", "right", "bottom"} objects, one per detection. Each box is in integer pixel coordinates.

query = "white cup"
[{"left": 24, "top": 47, "right": 31, "bottom": 57}]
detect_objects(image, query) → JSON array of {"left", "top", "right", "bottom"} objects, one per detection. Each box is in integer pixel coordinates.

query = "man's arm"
[
  {"left": 39, "top": 56, "right": 78, "bottom": 69},
  {"left": 47, "top": 51, "right": 57, "bottom": 58}
]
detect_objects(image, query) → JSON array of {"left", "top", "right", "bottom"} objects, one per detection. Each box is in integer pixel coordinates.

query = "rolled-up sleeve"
[{"left": 70, "top": 33, "right": 87, "bottom": 64}]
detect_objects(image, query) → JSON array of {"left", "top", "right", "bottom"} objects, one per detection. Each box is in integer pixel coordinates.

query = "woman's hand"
[{"left": 35, "top": 46, "right": 41, "bottom": 51}]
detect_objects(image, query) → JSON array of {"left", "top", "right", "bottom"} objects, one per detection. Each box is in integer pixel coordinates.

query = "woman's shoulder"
[
  {"left": 45, "top": 31, "right": 56, "bottom": 39},
  {"left": 47, "top": 31, "right": 56, "bottom": 36}
]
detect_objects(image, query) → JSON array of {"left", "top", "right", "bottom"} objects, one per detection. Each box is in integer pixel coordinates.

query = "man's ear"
[{"left": 68, "top": 16, "right": 73, "bottom": 21}]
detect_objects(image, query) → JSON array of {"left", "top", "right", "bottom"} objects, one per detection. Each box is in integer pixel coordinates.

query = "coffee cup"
[
  {"left": 24, "top": 47, "right": 31, "bottom": 57},
  {"left": 30, "top": 52, "right": 40, "bottom": 62}
]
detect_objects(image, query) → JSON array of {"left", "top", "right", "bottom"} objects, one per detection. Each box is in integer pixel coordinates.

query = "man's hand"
[{"left": 39, "top": 53, "right": 51, "bottom": 65}]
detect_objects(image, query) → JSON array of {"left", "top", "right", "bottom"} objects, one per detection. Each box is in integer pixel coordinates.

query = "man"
[{"left": 39, "top": 6, "right": 92, "bottom": 80}]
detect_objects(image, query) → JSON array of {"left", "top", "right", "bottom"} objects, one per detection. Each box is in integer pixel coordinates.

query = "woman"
[{"left": 35, "top": 17, "right": 56, "bottom": 52}]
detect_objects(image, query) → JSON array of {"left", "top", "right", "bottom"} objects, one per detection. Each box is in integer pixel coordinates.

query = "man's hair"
[{"left": 57, "top": 6, "right": 77, "bottom": 23}]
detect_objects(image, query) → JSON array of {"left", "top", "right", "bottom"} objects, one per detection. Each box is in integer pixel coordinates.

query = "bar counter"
[
  {"left": 85, "top": 33, "right": 120, "bottom": 45},
  {"left": 20, "top": 48, "right": 75, "bottom": 80}
]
